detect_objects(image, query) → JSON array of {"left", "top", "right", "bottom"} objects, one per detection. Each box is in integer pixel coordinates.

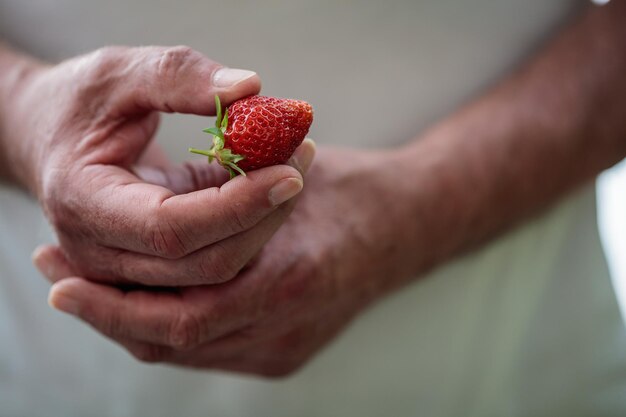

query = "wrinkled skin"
[
  {"left": 37, "top": 146, "right": 419, "bottom": 377},
  {"left": 24, "top": 1, "right": 626, "bottom": 379},
  {"left": 3, "top": 45, "right": 309, "bottom": 287},
  {"left": 13, "top": 45, "right": 421, "bottom": 378}
]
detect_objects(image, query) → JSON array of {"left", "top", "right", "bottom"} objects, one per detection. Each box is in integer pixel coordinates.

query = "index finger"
[{"left": 83, "top": 45, "right": 261, "bottom": 118}]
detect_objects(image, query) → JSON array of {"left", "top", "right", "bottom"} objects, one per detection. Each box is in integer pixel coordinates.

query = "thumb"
[{"left": 102, "top": 45, "right": 260, "bottom": 117}]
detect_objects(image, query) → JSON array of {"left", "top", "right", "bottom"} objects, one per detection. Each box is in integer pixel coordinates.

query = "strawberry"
[{"left": 189, "top": 95, "right": 313, "bottom": 178}]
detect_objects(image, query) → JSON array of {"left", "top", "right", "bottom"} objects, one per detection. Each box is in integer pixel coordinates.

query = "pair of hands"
[{"left": 3, "top": 46, "right": 417, "bottom": 376}]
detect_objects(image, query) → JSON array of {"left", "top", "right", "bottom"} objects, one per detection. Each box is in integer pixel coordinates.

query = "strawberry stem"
[{"left": 189, "top": 95, "right": 246, "bottom": 178}]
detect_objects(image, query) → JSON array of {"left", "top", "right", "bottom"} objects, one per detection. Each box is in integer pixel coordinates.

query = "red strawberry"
[{"left": 189, "top": 95, "right": 313, "bottom": 178}]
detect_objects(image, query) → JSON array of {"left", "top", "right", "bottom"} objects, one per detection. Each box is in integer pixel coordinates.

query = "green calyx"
[{"left": 189, "top": 95, "right": 246, "bottom": 179}]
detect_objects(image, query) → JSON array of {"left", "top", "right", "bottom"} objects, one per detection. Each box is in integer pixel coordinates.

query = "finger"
[
  {"left": 150, "top": 145, "right": 314, "bottom": 257},
  {"left": 67, "top": 162, "right": 303, "bottom": 259},
  {"left": 52, "top": 195, "right": 296, "bottom": 286},
  {"left": 133, "top": 160, "right": 230, "bottom": 194},
  {"left": 107, "top": 46, "right": 261, "bottom": 117},
  {"left": 287, "top": 138, "right": 316, "bottom": 176},
  {"left": 105, "top": 197, "right": 297, "bottom": 286},
  {"left": 117, "top": 318, "right": 319, "bottom": 376},
  {"left": 47, "top": 278, "right": 248, "bottom": 349},
  {"left": 48, "top": 181, "right": 297, "bottom": 286},
  {"left": 48, "top": 278, "right": 191, "bottom": 347},
  {"left": 32, "top": 245, "right": 77, "bottom": 283}
]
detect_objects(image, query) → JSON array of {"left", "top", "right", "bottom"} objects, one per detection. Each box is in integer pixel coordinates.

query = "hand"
[
  {"left": 35, "top": 146, "right": 421, "bottom": 377},
  {"left": 2, "top": 45, "right": 309, "bottom": 286}
]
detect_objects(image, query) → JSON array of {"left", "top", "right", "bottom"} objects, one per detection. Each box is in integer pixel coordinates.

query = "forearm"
[
  {"left": 0, "top": 42, "right": 45, "bottom": 186},
  {"left": 396, "top": 2, "right": 626, "bottom": 275}
]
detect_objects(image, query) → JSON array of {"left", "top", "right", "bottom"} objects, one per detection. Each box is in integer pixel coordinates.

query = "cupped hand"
[
  {"left": 35, "top": 146, "right": 422, "bottom": 377},
  {"left": 5, "top": 45, "right": 310, "bottom": 286}
]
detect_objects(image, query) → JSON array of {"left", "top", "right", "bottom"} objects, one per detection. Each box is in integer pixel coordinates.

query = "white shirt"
[{"left": 1, "top": 1, "right": 625, "bottom": 416}]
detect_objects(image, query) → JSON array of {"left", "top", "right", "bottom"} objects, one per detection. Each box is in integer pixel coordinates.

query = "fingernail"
[
  {"left": 289, "top": 138, "right": 316, "bottom": 174},
  {"left": 268, "top": 177, "right": 303, "bottom": 206},
  {"left": 48, "top": 287, "right": 81, "bottom": 315},
  {"left": 213, "top": 68, "right": 257, "bottom": 88}
]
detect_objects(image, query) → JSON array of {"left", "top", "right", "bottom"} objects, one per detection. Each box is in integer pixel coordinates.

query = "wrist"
[
  {"left": 389, "top": 121, "right": 498, "bottom": 280},
  {"left": 0, "top": 44, "right": 47, "bottom": 191},
  {"left": 377, "top": 134, "right": 474, "bottom": 286},
  {"left": 336, "top": 147, "right": 431, "bottom": 301}
]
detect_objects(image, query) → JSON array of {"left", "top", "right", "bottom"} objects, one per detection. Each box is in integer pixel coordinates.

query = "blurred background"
[{"left": 1, "top": 0, "right": 625, "bottom": 416}]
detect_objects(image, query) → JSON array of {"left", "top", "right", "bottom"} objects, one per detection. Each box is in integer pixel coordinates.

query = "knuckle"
[
  {"left": 223, "top": 203, "right": 255, "bottom": 234},
  {"left": 90, "top": 46, "right": 125, "bottom": 65},
  {"left": 70, "top": 46, "right": 128, "bottom": 115},
  {"left": 109, "top": 250, "right": 133, "bottom": 283},
  {"left": 155, "top": 46, "right": 197, "bottom": 86},
  {"left": 269, "top": 257, "right": 319, "bottom": 307},
  {"left": 80, "top": 46, "right": 126, "bottom": 85},
  {"left": 169, "top": 311, "right": 202, "bottom": 350},
  {"left": 201, "top": 242, "right": 239, "bottom": 284},
  {"left": 195, "top": 257, "right": 223, "bottom": 284},
  {"left": 143, "top": 215, "right": 188, "bottom": 259}
]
